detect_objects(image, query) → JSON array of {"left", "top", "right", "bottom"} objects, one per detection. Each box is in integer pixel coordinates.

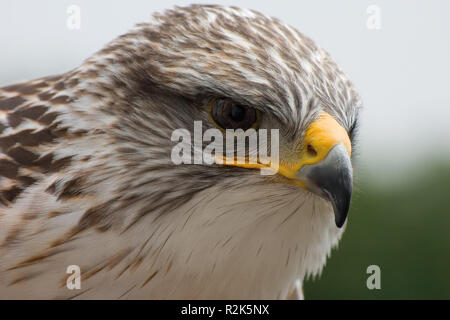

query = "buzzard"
[{"left": 0, "top": 5, "right": 361, "bottom": 299}]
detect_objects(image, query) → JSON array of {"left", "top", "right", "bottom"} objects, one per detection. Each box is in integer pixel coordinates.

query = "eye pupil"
[
  {"left": 230, "top": 105, "right": 246, "bottom": 122},
  {"left": 211, "top": 98, "right": 259, "bottom": 131}
]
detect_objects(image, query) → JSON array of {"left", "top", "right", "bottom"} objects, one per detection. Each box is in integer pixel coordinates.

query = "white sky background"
[{"left": 1, "top": 0, "right": 449, "bottom": 181}]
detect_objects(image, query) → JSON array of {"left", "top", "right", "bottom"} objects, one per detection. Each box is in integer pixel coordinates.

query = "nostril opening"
[{"left": 307, "top": 144, "right": 318, "bottom": 157}]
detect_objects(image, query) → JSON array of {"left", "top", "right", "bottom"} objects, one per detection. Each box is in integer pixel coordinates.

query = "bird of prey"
[{"left": 0, "top": 5, "right": 361, "bottom": 299}]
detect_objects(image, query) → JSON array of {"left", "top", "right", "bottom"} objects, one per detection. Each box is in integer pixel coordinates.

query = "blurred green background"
[{"left": 304, "top": 162, "right": 450, "bottom": 299}]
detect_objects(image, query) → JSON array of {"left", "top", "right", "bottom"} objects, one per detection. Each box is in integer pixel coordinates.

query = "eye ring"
[{"left": 209, "top": 98, "right": 260, "bottom": 131}]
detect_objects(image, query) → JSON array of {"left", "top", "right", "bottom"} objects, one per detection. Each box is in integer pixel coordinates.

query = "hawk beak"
[
  {"left": 278, "top": 112, "right": 353, "bottom": 228},
  {"left": 295, "top": 143, "right": 352, "bottom": 228}
]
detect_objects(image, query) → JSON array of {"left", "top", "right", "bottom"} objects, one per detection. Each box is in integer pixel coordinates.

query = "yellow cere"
[{"left": 219, "top": 112, "right": 351, "bottom": 183}]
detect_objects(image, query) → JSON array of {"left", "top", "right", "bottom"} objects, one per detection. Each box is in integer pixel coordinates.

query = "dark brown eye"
[{"left": 211, "top": 98, "right": 259, "bottom": 131}]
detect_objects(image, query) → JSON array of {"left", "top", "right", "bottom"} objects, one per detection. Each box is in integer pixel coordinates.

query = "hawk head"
[{"left": 72, "top": 4, "right": 360, "bottom": 224}]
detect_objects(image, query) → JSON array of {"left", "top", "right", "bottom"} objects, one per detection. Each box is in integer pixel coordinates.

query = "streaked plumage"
[{"left": 0, "top": 5, "right": 361, "bottom": 299}]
